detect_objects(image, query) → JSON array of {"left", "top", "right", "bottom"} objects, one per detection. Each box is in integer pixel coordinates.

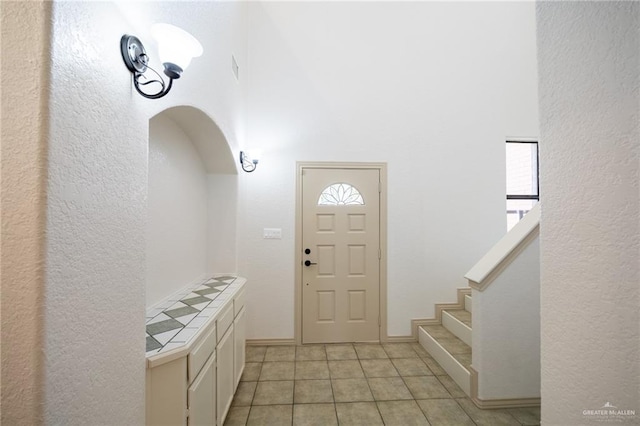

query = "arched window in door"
[{"left": 318, "top": 183, "right": 365, "bottom": 206}]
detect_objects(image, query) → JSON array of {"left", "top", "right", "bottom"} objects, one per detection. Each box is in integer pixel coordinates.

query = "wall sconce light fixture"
[
  {"left": 120, "top": 23, "right": 203, "bottom": 99},
  {"left": 239, "top": 151, "right": 259, "bottom": 173}
]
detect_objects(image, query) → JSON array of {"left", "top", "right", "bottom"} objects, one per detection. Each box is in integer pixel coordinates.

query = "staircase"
[
  {"left": 414, "top": 288, "right": 473, "bottom": 396},
  {"left": 413, "top": 205, "right": 541, "bottom": 408}
]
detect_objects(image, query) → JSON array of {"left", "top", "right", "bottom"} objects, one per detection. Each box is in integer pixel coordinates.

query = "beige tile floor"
[{"left": 224, "top": 343, "right": 540, "bottom": 426}]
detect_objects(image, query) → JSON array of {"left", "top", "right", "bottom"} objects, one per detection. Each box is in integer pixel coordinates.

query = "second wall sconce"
[
  {"left": 239, "top": 151, "right": 259, "bottom": 173},
  {"left": 120, "top": 23, "right": 203, "bottom": 99}
]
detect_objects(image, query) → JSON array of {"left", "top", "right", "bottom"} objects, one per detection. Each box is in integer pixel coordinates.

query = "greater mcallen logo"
[{"left": 583, "top": 402, "right": 636, "bottom": 422}]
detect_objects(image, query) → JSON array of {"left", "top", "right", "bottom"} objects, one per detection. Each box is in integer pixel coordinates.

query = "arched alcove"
[
  {"left": 161, "top": 106, "right": 238, "bottom": 175},
  {"left": 146, "top": 106, "right": 238, "bottom": 307}
]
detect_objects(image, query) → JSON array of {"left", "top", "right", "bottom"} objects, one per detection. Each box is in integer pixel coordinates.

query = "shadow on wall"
[{"left": 147, "top": 106, "right": 238, "bottom": 307}]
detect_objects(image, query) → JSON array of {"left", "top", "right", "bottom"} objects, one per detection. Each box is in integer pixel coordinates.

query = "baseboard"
[
  {"left": 248, "top": 337, "right": 418, "bottom": 345},
  {"left": 433, "top": 288, "right": 472, "bottom": 322},
  {"left": 410, "top": 288, "right": 471, "bottom": 339},
  {"left": 246, "top": 338, "right": 296, "bottom": 346},
  {"left": 456, "top": 287, "right": 472, "bottom": 302},
  {"left": 385, "top": 335, "right": 416, "bottom": 343},
  {"left": 411, "top": 318, "right": 441, "bottom": 340},
  {"left": 472, "top": 397, "right": 541, "bottom": 409},
  {"left": 470, "top": 367, "right": 541, "bottom": 409},
  {"left": 434, "top": 302, "right": 465, "bottom": 322}
]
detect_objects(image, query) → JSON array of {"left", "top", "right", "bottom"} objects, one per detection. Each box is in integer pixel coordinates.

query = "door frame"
[{"left": 294, "top": 162, "right": 388, "bottom": 345}]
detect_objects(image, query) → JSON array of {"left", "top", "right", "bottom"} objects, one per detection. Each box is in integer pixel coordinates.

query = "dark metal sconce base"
[
  {"left": 240, "top": 151, "right": 258, "bottom": 173},
  {"left": 121, "top": 35, "right": 148, "bottom": 74}
]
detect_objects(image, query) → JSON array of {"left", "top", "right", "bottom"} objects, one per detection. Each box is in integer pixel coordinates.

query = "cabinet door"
[
  {"left": 233, "top": 307, "right": 246, "bottom": 389},
  {"left": 147, "top": 357, "right": 188, "bottom": 426},
  {"left": 216, "top": 324, "right": 234, "bottom": 426},
  {"left": 187, "top": 353, "right": 216, "bottom": 426}
]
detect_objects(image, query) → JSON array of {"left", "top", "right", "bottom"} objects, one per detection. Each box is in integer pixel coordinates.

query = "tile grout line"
[
  {"left": 320, "top": 345, "right": 341, "bottom": 425},
  {"left": 384, "top": 343, "right": 432, "bottom": 424},
  {"left": 451, "top": 397, "right": 480, "bottom": 426}
]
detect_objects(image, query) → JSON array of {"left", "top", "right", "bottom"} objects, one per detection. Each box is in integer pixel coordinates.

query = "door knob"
[
  {"left": 304, "top": 248, "right": 311, "bottom": 255},
  {"left": 304, "top": 260, "right": 317, "bottom": 267}
]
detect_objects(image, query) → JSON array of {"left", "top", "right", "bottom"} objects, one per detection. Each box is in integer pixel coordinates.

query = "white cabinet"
[
  {"left": 233, "top": 307, "right": 246, "bottom": 389},
  {"left": 216, "top": 324, "right": 234, "bottom": 426},
  {"left": 188, "top": 353, "right": 216, "bottom": 426},
  {"left": 146, "top": 280, "right": 246, "bottom": 426}
]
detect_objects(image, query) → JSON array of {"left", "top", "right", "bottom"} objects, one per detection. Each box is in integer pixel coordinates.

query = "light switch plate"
[{"left": 263, "top": 228, "right": 282, "bottom": 239}]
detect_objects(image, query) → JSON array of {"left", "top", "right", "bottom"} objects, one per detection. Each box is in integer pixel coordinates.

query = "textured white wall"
[
  {"left": 43, "top": 1, "right": 246, "bottom": 423},
  {"left": 243, "top": 1, "right": 539, "bottom": 338},
  {"left": 46, "top": 3, "right": 148, "bottom": 422},
  {"left": 208, "top": 174, "right": 238, "bottom": 274},
  {"left": 147, "top": 115, "right": 209, "bottom": 307},
  {"left": 472, "top": 235, "right": 540, "bottom": 400},
  {"left": 1, "top": 1, "right": 51, "bottom": 423},
  {"left": 537, "top": 2, "right": 639, "bottom": 424}
]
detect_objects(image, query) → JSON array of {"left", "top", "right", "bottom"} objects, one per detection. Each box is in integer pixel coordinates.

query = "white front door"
[{"left": 301, "top": 167, "right": 381, "bottom": 343}]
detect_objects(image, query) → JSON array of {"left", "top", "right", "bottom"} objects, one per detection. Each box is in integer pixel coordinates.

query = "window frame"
[
  {"left": 506, "top": 140, "right": 539, "bottom": 226},
  {"left": 506, "top": 140, "right": 539, "bottom": 201}
]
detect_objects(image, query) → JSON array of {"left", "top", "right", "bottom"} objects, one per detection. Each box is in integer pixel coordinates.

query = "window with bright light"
[{"left": 506, "top": 140, "right": 539, "bottom": 231}]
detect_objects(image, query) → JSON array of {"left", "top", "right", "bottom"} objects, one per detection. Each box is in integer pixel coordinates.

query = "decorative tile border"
[{"left": 145, "top": 275, "right": 237, "bottom": 355}]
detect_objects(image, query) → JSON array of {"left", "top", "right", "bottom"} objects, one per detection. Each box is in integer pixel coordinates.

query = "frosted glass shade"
[{"left": 151, "top": 23, "right": 203, "bottom": 71}]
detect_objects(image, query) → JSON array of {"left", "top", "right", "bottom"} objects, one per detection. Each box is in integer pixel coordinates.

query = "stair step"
[
  {"left": 464, "top": 294, "right": 472, "bottom": 313},
  {"left": 445, "top": 309, "right": 471, "bottom": 327},
  {"left": 421, "top": 325, "right": 472, "bottom": 369},
  {"left": 442, "top": 310, "right": 472, "bottom": 346},
  {"left": 419, "top": 325, "right": 472, "bottom": 396}
]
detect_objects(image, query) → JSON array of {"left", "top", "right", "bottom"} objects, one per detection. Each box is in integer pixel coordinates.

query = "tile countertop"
[{"left": 145, "top": 275, "right": 246, "bottom": 367}]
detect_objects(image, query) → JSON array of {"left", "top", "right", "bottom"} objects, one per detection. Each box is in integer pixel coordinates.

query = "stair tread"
[
  {"left": 443, "top": 309, "right": 472, "bottom": 327},
  {"left": 452, "top": 353, "right": 472, "bottom": 371},
  {"left": 421, "top": 325, "right": 472, "bottom": 371}
]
